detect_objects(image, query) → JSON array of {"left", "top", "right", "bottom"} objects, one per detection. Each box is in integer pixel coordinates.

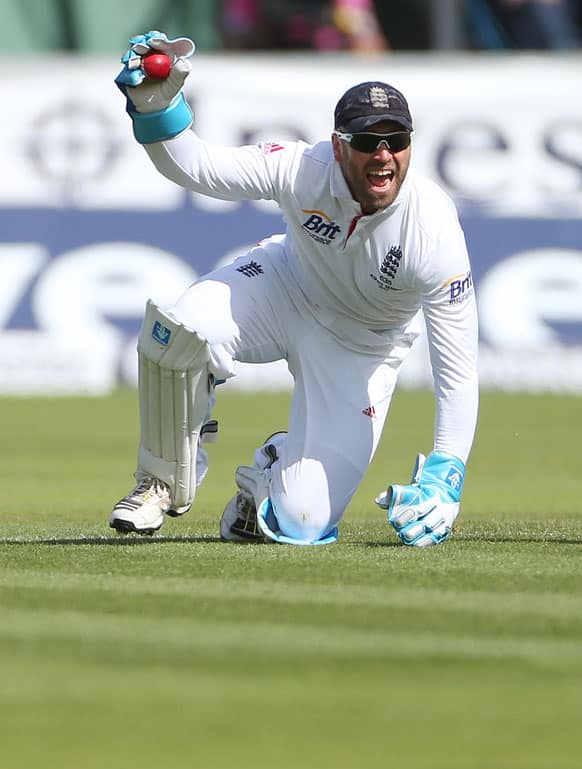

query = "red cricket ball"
[{"left": 142, "top": 52, "right": 172, "bottom": 80}]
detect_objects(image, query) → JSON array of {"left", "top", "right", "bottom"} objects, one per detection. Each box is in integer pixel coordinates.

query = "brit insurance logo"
[
  {"left": 370, "top": 245, "right": 403, "bottom": 291},
  {"left": 443, "top": 271, "right": 474, "bottom": 305},
  {"left": 301, "top": 209, "right": 342, "bottom": 245}
]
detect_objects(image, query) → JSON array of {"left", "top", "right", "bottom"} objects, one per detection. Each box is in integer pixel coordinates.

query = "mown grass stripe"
[
  {"left": 1, "top": 569, "right": 582, "bottom": 619},
  {"left": 0, "top": 605, "right": 581, "bottom": 669}
]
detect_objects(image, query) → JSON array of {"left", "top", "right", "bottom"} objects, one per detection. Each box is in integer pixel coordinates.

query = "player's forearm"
[
  {"left": 425, "top": 297, "right": 479, "bottom": 464},
  {"left": 432, "top": 376, "right": 479, "bottom": 463}
]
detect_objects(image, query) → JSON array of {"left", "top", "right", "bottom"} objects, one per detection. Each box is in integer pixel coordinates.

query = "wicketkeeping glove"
[
  {"left": 375, "top": 451, "right": 465, "bottom": 547},
  {"left": 115, "top": 30, "right": 196, "bottom": 144}
]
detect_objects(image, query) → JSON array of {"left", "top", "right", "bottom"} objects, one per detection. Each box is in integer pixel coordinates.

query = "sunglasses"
[{"left": 334, "top": 130, "right": 412, "bottom": 154}]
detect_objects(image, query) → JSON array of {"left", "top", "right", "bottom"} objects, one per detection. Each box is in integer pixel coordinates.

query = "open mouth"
[{"left": 367, "top": 168, "right": 394, "bottom": 189}]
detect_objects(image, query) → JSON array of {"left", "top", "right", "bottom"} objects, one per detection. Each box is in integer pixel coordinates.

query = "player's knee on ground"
[{"left": 269, "top": 458, "right": 343, "bottom": 542}]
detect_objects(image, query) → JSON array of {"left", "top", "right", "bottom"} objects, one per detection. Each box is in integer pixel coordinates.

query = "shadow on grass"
[
  {"left": 456, "top": 532, "right": 582, "bottom": 545},
  {"left": 363, "top": 540, "right": 401, "bottom": 548},
  {"left": 3, "top": 530, "right": 581, "bottom": 548},
  {"left": 0, "top": 535, "right": 224, "bottom": 546},
  {"left": 364, "top": 534, "right": 582, "bottom": 547}
]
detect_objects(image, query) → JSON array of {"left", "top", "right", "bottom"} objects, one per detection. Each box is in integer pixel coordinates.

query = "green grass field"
[{"left": 0, "top": 389, "right": 580, "bottom": 769}]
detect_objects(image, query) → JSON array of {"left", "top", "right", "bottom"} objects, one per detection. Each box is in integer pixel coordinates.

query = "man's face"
[{"left": 332, "top": 121, "right": 411, "bottom": 214}]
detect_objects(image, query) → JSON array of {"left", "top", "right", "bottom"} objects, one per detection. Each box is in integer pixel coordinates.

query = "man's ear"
[{"left": 331, "top": 133, "right": 343, "bottom": 162}]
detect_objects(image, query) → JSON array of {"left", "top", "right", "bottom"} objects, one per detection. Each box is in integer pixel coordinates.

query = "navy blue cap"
[{"left": 334, "top": 81, "right": 413, "bottom": 133}]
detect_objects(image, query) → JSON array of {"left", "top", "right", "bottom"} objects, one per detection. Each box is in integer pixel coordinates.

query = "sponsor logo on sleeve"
[{"left": 443, "top": 271, "right": 474, "bottom": 305}]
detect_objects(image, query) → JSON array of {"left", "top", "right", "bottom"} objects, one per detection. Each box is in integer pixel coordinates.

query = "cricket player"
[{"left": 110, "top": 31, "right": 479, "bottom": 547}]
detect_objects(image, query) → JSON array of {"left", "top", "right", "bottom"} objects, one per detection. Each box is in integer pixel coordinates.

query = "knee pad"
[
  {"left": 257, "top": 497, "right": 339, "bottom": 546},
  {"left": 266, "top": 456, "right": 340, "bottom": 544},
  {"left": 236, "top": 433, "right": 339, "bottom": 546},
  {"left": 235, "top": 462, "right": 338, "bottom": 546}
]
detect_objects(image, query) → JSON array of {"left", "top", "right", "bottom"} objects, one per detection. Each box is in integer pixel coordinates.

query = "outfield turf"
[{"left": 0, "top": 389, "right": 580, "bottom": 769}]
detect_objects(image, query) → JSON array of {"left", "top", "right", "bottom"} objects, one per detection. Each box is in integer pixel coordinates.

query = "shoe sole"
[{"left": 109, "top": 517, "right": 163, "bottom": 536}]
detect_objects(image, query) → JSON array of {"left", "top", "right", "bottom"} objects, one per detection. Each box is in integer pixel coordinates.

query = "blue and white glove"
[
  {"left": 375, "top": 451, "right": 465, "bottom": 547},
  {"left": 115, "top": 30, "right": 195, "bottom": 144}
]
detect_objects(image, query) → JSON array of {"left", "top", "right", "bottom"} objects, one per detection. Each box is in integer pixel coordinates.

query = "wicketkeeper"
[{"left": 110, "top": 31, "right": 479, "bottom": 547}]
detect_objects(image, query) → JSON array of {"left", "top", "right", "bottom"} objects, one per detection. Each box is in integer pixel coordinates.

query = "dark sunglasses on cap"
[{"left": 334, "top": 130, "right": 412, "bottom": 154}]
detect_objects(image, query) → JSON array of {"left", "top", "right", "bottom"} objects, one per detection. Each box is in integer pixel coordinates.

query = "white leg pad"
[{"left": 137, "top": 299, "right": 211, "bottom": 510}]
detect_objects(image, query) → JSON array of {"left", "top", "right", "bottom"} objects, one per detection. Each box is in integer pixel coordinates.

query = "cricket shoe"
[
  {"left": 220, "top": 487, "right": 265, "bottom": 542},
  {"left": 220, "top": 431, "right": 286, "bottom": 543},
  {"left": 109, "top": 476, "right": 173, "bottom": 535},
  {"left": 111, "top": 419, "right": 219, "bottom": 533}
]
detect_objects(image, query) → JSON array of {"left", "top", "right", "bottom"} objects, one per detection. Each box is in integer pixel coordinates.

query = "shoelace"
[{"left": 115, "top": 477, "right": 168, "bottom": 511}]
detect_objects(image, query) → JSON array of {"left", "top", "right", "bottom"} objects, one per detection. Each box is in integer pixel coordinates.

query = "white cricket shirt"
[{"left": 146, "top": 132, "right": 479, "bottom": 462}]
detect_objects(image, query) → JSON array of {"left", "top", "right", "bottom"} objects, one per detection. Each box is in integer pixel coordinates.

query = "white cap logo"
[{"left": 369, "top": 86, "right": 390, "bottom": 108}]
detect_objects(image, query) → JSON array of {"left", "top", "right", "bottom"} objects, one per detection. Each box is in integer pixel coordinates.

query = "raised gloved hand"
[
  {"left": 375, "top": 451, "right": 465, "bottom": 547},
  {"left": 115, "top": 30, "right": 196, "bottom": 144}
]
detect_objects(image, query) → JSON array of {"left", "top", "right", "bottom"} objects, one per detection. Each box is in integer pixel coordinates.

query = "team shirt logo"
[
  {"left": 370, "top": 245, "right": 403, "bottom": 291},
  {"left": 236, "top": 260, "right": 264, "bottom": 277}
]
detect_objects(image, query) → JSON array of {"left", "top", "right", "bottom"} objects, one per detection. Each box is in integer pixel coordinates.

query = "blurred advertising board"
[{"left": 0, "top": 53, "right": 580, "bottom": 394}]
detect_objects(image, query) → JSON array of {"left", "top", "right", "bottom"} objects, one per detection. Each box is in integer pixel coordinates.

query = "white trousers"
[{"left": 169, "top": 241, "right": 412, "bottom": 541}]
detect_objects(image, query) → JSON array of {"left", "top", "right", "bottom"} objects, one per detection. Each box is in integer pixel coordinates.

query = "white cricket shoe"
[{"left": 109, "top": 476, "right": 172, "bottom": 535}]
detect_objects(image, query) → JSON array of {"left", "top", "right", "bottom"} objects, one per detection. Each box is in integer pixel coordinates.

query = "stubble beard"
[{"left": 358, "top": 171, "right": 405, "bottom": 214}]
